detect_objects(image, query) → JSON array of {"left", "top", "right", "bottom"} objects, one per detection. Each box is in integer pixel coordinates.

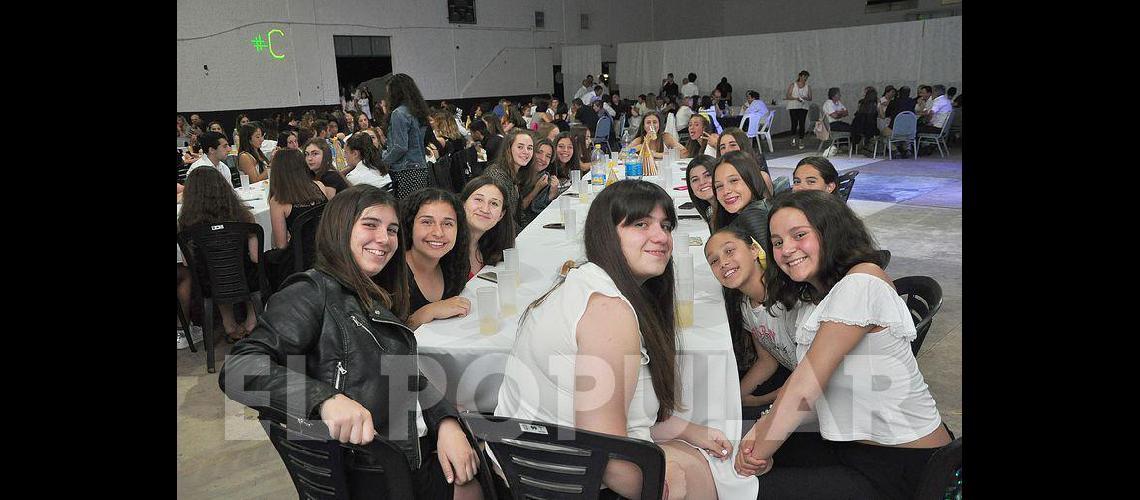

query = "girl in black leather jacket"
[{"left": 220, "top": 184, "right": 484, "bottom": 499}]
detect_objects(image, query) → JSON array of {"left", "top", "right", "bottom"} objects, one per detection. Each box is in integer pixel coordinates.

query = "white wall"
[
  {"left": 178, "top": 0, "right": 960, "bottom": 112},
  {"left": 177, "top": 0, "right": 566, "bottom": 112}
]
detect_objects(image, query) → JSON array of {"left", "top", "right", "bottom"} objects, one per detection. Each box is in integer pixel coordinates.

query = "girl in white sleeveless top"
[
  {"left": 734, "top": 190, "right": 952, "bottom": 500},
  {"left": 495, "top": 180, "right": 750, "bottom": 499}
]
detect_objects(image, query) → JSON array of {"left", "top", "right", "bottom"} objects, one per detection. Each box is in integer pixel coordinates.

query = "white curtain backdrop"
[
  {"left": 561, "top": 45, "right": 603, "bottom": 99},
  {"left": 618, "top": 17, "right": 961, "bottom": 106}
]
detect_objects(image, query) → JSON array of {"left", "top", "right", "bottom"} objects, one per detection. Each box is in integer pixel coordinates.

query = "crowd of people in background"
[{"left": 179, "top": 68, "right": 958, "bottom": 499}]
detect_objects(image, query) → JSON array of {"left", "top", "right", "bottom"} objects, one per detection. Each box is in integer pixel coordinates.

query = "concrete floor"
[{"left": 176, "top": 134, "right": 963, "bottom": 497}]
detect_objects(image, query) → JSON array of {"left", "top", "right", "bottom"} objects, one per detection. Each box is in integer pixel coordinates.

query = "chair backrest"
[
  {"left": 262, "top": 414, "right": 414, "bottom": 500},
  {"left": 177, "top": 222, "right": 266, "bottom": 304},
  {"left": 461, "top": 413, "right": 665, "bottom": 500},
  {"left": 914, "top": 437, "right": 962, "bottom": 500},
  {"left": 835, "top": 170, "right": 859, "bottom": 201},
  {"left": 878, "top": 249, "right": 892, "bottom": 270},
  {"left": 289, "top": 203, "right": 327, "bottom": 275},
  {"left": 594, "top": 114, "right": 612, "bottom": 142},
  {"left": 937, "top": 109, "right": 956, "bottom": 138},
  {"left": 891, "top": 111, "right": 918, "bottom": 139},
  {"left": 759, "top": 110, "right": 774, "bottom": 133},
  {"left": 892, "top": 275, "right": 944, "bottom": 355},
  {"left": 742, "top": 113, "right": 763, "bottom": 137}
]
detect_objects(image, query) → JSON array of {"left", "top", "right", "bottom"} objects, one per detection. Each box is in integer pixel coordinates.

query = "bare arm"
[
  {"left": 239, "top": 152, "right": 269, "bottom": 182},
  {"left": 575, "top": 294, "right": 645, "bottom": 499},
  {"left": 739, "top": 347, "right": 780, "bottom": 407}
]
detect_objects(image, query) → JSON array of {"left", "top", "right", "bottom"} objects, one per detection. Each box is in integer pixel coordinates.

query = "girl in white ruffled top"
[
  {"left": 734, "top": 190, "right": 953, "bottom": 500},
  {"left": 495, "top": 179, "right": 746, "bottom": 499}
]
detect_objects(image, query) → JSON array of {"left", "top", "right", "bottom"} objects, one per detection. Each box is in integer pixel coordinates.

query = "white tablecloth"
[
  {"left": 415, "top": 163, "right": 758, "bottom": 498},
  {"left": 176, "top": 181, "right": 273, "bottom": 263}
]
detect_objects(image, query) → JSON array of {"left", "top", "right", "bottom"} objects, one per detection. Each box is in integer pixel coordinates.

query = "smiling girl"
[
  {"left": 400, "top": 188, "right": 473, "bottom": 330},
  {"left": 482, "top": 129, "right": 533, "bottom": 234},
  {"left": 460, "top": 177, "right": 516, "bottom": 277}
]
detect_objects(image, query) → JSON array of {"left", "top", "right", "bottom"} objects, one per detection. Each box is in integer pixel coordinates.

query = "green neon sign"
[{"left": 251, "top": 29, "right": 286, "bottom": 60}]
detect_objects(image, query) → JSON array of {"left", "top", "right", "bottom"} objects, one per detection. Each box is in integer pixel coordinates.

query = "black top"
[
  {"left": 715, "top": 81, "right": 733, "bottom": 96},
  {"left": 661, "top": 82, "right": 680, "bottom": 99},
  {"left": 886, "top": 97, "right": 917, "bottom": 128},
  {"left": 485, "top": 133, "right": 504, "bottom": 164},
  {"left": 575, "top": 106, "right": 599, "bottom": 136},
  {"left": 408, "top": 268, "right": 466, "bottom": 312},
  {"left": 316, "top": 169, "right": 349, "bottom": 193}
]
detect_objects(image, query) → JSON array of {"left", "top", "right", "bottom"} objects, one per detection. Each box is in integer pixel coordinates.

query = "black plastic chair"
[
  {"left": 836, "top": 170, "right": 859, "bottom": 202},
  {"left": 914, "top": 437, "right": 962, "bottom": 500},
  {"left": 177, "top": 222, "right": 268, "bottom": 373},
  {"left": 461, "top": 413, "right": 666, "bottom": 500},
  {"left": 261, "top": 411, "right": 414, "bottom": 500},
  {"left": 288, "top": 203, "right": 327, "bottom": 276},
  {"left": 893, "top": 276, "right": 944, "bottom": 356}
]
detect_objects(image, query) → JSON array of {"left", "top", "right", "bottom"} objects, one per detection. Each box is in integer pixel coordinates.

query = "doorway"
[{"left": 334, "top": 35, "right": 392, "bottom": 108}]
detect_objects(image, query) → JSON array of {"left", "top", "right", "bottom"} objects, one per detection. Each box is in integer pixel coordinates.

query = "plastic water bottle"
[
  {"left": 590, "top": 145, "right": 606, "bottom": 186},
  {"left": 625, "top": 148, "right": 643, "bottom": 179},
  {"left": 620, "top": 128, "right": 632, "bottom": 150}
]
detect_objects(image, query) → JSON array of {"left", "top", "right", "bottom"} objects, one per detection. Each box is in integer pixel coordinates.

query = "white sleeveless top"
[
  {"left": 787, "top": 82, "right": 810, "bottom": 110},
  {"left": 494, "top": 262, "right": 659, "bottom": 442},
  {"left": 794, "top": 273, "right": 942, "bottom": 445}
]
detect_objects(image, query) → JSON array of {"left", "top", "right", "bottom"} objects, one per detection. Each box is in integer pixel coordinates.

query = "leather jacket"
[{"left": 218, "top": 269, "right": 459, "bottom": 469}]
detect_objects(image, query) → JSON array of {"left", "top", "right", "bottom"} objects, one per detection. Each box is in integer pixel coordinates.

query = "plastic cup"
[
  {"left": 571, "top": 171, "right": 582, "bottom": 194},
  {"left": 497, "top": 270, "right": 518, "bottom": 316},
  {"left": 676, "top": 279, "right": 694, "bottom": 329},
  {"left": 560, "top": 195, "right": 572, "bottom": 215},
  {"left": 674, "top": 252, "right": 694, "bottom": 283},
  {"left": 477, "top": 288, "right": 499, "bottom": 335},
  {"left": 564, "top": 210, "right": 577, "bottom": 239},
  {"left": 503, "top": 247, "right": 522, "bottom": 285},
  {"left": 673, "top": 231, "right": 690, "bottom": 255},
  {"left": 240, "top": 174, "right": 250, "bottom": 189}
]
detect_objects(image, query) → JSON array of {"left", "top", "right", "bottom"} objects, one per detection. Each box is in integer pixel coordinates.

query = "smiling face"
[
  {"left": 351, "top": 204, "right": 399, "bottom": 277},
  {"left": 251, "top": 128, "right": 264, "bottom": 148},
  {"left": 687, "top": 165, "right": 714, "bottom": 202},
  {"left": 688, "top": 116, "right": 706, "bottom": 138},
  {"left": 533, "top": 144, "right": 553, "bottom": 172},
  {"left": 357, "top": 114, "right": 370, "bottom": 130},
  {"left": 209, "top": 123, "right": 224, "bottom": 134},
  {"left": 769, "top": 207, "right": 822, "bottom": 289},
  {"left": 704, "top": 232, "right": 760, "bottom": 290},
  {"left": 464, "top": 184, "right": 505, "bottom": 234},
  {"left": 556, "top": 138, "right": 574, "bottom": 163},
  {"left": 792, "top": 164, "right": 837, "bottom": 193},
  {"left": 616, "top": 205, "right": 674, "bottom": 283},
  {"left": 510, "top": 134, "right": 534, "bottom": 170},
  {"left": 286, "top": 134, "right": 300, "bottom": 149},
  {"left": 410, "top": 201, "right": 458, "bottom": 260},
  {"left": 714, "top": 162, "right": 752, "bottom": 213},
  {"left": 304, "top": 144, "right": 324, "bottom": 171},
  {"left": 718, "top": 134, "right": 740, "bottom": 155}
]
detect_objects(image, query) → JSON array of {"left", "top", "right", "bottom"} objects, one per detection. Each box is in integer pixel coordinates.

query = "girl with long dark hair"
[
  {"left": 220, "top": 185, "right": 484, "bottom": 499},
  {"left": 303, "top": 137, "right": 349, "bottom": 194},
  {"left": 495, "top": 179, "right": 735, "bottom": 499},
  {"left": 237, "top": 122, "right": 270, "bottom": 183},
  {"left": 515, "top": 138, "right": 559, "bottom": 229},
  {"left": 344, "top": 133, "right": 392, "bottom": 189},
  {"left": 460, "top": 176, "right": 515, "bottom": 278},
  {"left": 400, "top": 188, "right": 472, "bottom": 330},
  {"left": 381, "top": 73, "right": 433, "bottom": 198}
]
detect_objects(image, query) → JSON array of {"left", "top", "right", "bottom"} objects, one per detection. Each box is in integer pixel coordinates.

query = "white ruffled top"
[{"left": 793, "top": 273, "right": 942, "bottom": 445}]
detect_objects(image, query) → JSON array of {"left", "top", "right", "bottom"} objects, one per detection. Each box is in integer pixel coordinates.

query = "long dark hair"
[
  {"left": 490, "top": 129, "right": 534, "bottom": 176},
  {"left": 398, "top": 188, "right": 471, "bottom": 300},
  {"left": 763, "top": 190, "right": 885, "bottom": 311},
  {"left": 858, "top": 88, "right": 879, "bottom": 115},
  {"left": 314, "top": 184, "right": 410, "bottom": 318},
  {"left": 460, "top": 176, "right": 516, "bottom": 267},
  {"left": 550, "top": 132, "right": 581, "bottom": 180},
  {"left": 708, "top": 224, "right": 766, "bottom": 374},
  {"left": 518, "top": 138, "right": 554, "bottom": 198},
  {"left": 793, "top": 157, "right": 839, "bottom": 192},
  {"left": 684, "top": 113, "right": 711, "bottom": 158},
  {"left": 304, "top": 137, "right": 342, "bottom": 182},
  {"left": 346, "top": 133, "right": 386, "bottom": 175},
  {"left": 238, "top": 123, "right": 269, "bottom": 172},
  {"left": 685, "top": 155, "right": 718, "bottom": 225},
  {"left": 633, "top": 111, "right": 667, "bottom": 154},
  {"left": 710, "top": 151, "right": 771, "bottom": 231},
  {"left": 385, "top": 73, "right": 430, "bottom": 125},
  {"left": 523, "top": 180, "right": 681, "bottom": 421},
  {"left": 269, "top": 149, "right": 327, "bottom": 205},
  {"left": 178, "top": 167, "right": 255, "bottom": 231}
]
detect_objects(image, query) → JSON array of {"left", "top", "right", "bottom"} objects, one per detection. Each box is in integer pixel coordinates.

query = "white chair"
[
  {"left": 917, "top": 109, "right": 955, "bottom": 158},
  {"left": 757, "top": 110, "right": 775, "bottom": 153}
]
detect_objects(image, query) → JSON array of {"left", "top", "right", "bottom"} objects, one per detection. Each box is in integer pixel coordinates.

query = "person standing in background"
[
  {"left": 715, "top": 77, "right": 734, "bottom": 107},
  {"left": 681, "top": 73, "right": 700, "bottom": 98},
  {"left": 785, "top": 70, "right": 812, "bottom": 149}
]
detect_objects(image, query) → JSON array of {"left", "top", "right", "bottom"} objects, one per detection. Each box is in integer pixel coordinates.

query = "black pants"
[
  {"left": 789, "top": 109, "right": 808, "bottom": 139},
  {"left": 755, "top": 436, "right": 939, "bottom": 500},
  {"left": 348, "top": 435, "right": 456, "bottom": 499},
  {"left": 917, "top": 124, "right": 942, "bottom": 134}
]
